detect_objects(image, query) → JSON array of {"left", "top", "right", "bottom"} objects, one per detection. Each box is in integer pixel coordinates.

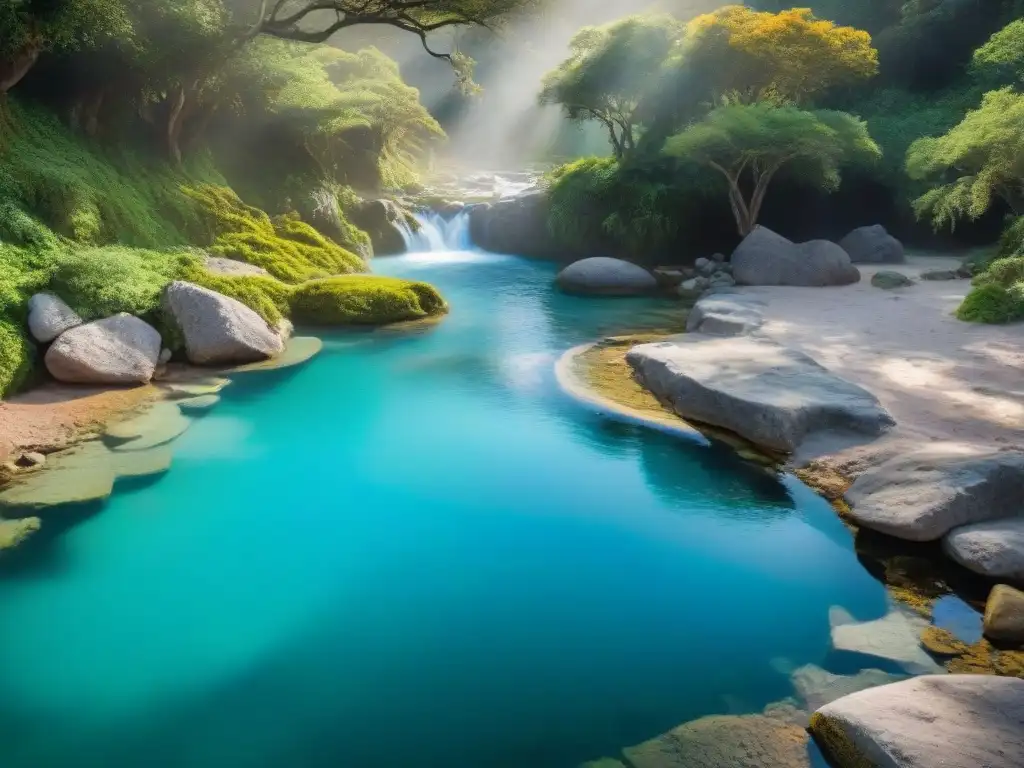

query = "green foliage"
[
  {"left": 972, "top": 19, "right": 1024, "bottom": 86},
  {"left": 289, "top": 275, "right": 447, "bottom": 326},
  {"left": 999, "top": 216, "right": 1024, "bottom": 258},
  {"left": 665, "top": 102, "right": 880, "bottom": 234},
  {"left": 0, "top": 0, "right": 133, "bottom": 58},
  {"left": 973, "top": 256, "right": 1024, "bottom": 290},
  {"left": 956, "top": 282, "right": 1024, "bottom": 323},
  {"left": 0, "top": 317, "right": 34, "bottom": 399},
  {"left": 183, "top": 267, "right": 293, "bottom": 326},
  {"left": 182, "top": 184, "right": 365, "bottom": 283},
  {"left": 908, "top": 88, "right": 1024, "bottom": 230}
]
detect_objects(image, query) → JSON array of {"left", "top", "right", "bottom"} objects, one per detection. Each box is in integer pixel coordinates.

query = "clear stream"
[{"left": 0, "top": 227, "right": 888, "bottom": 767}]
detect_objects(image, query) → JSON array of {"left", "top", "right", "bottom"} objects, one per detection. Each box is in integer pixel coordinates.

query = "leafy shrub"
[
  {"left": 289, "top": 275, "right": 447, "bottom": 326},
  {"left": 956, "top": 283, "right": 1024, "bottom": 323},
  {"left": 0, "top": 318, "right": 34, "bottom": 399},
  {"left": 999, "top": 215, "right": 1024, "bottom": 258},
  {"left": 182, "top": 185, "right": 366, "bottom": 283},
  {"left": 973, "top": 256, "right": 1024, "bottom": 288}
]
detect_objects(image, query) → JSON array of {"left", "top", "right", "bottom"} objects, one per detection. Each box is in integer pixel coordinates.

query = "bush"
[
  {"left": 956, "top": 283, "right": 1024, "bottom": 323},
  {"left": 999, "top": 215, "right": 1024, "bottom": 258},
  {"left": 0, "top": 318, "right": 34, "bottom": 399},
  {"left": 289, "top": 275, "right": 447, "bottom": 326},
  {"left": 973, "top": 256, "right": 1024, "bottom": 288},
  {"left": 182, "top": 185, "right": 366, "bottom": 283}
]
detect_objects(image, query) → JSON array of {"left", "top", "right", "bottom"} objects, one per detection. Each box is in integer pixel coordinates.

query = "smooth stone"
[
  {"left": 44, "top": 314, "right": 161, "bottom": 385},
  {"left": 838, "top": 224, "right": 905, "bottom": 264},
  {"left": 0, "top": 441, "right": 116, "bottom": 510},
  {"left": 712, "top": 252, "right": 727, "bottom": 263},
  {"left": 732, "top": 227, "right": 860, "bottom": 287},
  {"left": 846, "top": 448, "right": 1024, "bottom": 542},
  {"left": 871, "top": 270, "right": 913, "bottom": 289},
  {"left": 685, "top": 295, "right": 764, "bottom": 337},
  {"left": 162, "top": 281, "right": 284, "bottom": 365},
  {"left": 983, "top": 585, "right": 1024, "bottom": 645},
  {"left": 555, "top": 257, "right": 657, "bottom": 296},
  {"left": 105, "top": 401, "right": 191, "bottom": 452},
  {"left": 158, "top": 348, "right": 173, "bottom": 365},
  {"left": 160, "top": 377, "right": 232, "bottom": 398},
  {"left": 27, "top": 293, "right": 82, "bottom": 343},
  {"left": 944, "top": 518, "right": 1024, "bottom": 580},
  {"left": 626, "top": 335, "right": 894, "bottom": 453},
  {"left": 204, "top": 256, "right": 271, "bottom": 277},
  {"left": 829, "top": 604, "right": 943, "bottom": 674},
  {"left": 920, "top": 269, "right": 958, "bottom": 281},
  {"left": 221, "top": 336, "right": 322, "bottom": 373},
  {"left": 790, "top": 664, "right": 905, "bottom": 712},
  {"left": 811, "top": 675, "right": 1024, "bottom": 768},
  {"left": 176, "top": 394, "right": 221, "bottom": 411},
  {"left": 0, "top": 517, "right": 41, "bottom": 550}
]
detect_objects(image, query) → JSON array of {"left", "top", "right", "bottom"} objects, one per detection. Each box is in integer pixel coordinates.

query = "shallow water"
[{"left": 0, "top": 249, "right": 889, "bottom": 768}]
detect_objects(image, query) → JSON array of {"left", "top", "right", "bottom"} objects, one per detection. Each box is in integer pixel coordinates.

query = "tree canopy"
[
  {"left": 664, "top": 102, "right": 880, "bottom": 235},
  {"left": 539, "top": 15, "right": 683, "bottom": 159}
]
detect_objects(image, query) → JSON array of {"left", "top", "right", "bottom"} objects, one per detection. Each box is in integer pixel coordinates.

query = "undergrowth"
[{"left": 957, "top": 255, "right": 1024, "bottom": 323}]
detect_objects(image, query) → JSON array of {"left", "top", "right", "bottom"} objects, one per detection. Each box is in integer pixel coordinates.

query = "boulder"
[
  {"left": 468, "top": 191, "right": 565, "bottom": 260},
  {"left": 626, "top": 335, "right": 894, "bottom": 453},
  {"left": 348, "top": 199, "right": 406, "bottom": 256},
  {"left": 846, "top": 449, "right": 1024, "bottom": 542},
  {"left": 162, "top": 281, "right": 284, "bottom": 366},
  {"left": 653, "top": 267, "right": 686, "bottom": 288},
  {"left": 27, "top": 293, "right": 82, "bottom": 343},
  {"left": 44, "top": 314, "right": 160, "bottom": 385},
  {"left": 871, "top": 270, "right": 913, "bottom": 289},
  {"left": 838, "top": 224, "right": 905, "bottom": 264},
  {"left": 944, "top": 518, "right": 1024, "bottom": 580},
  {"left": 556, "top": 257, "right": 657, "bottom": 297},
  {"left": 685, "top": 294, "right": 764, "bottom": 336},
  {"left": 810, "top": 675, "right": 1024, "bottom": 768},
  {"left": 732, "top": 227, "right": 860, "bottom": 287},
  {"left": 983, "top": 584, "right": 1024, "bottom": 645},
  {"left": 920, "top": 269, "right": 958, "bottom": 281}
]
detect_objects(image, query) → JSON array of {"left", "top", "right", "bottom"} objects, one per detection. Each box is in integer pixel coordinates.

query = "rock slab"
[
  {"left": 838, "top": 225, "right": 905, "bottom": 264},
  {"left": 944, "top": 517, "right": 1024, "bottom": 581},
  {"left": 983, "top": 584, "right": 1024, "bottom": 645},
  {"left": 556, "top": 257, "right": 657, "bottom": 296},
  {"left": 626, "top": 335, "right": 894, "bottom": 453},
  {"left": 811, "top": 675, "right": 1024, "bottom": 768},
  {"left": 685, "top": 294, "right": 764, "bottom": 336},
  {"left": 27, "top": 293, "right": 82, "bottom": 343},
  {"left": 732, "top": 227, "right": 860, "bottom": 287},
  {"left": 45, "top": 314, "right": 160, "bottom": 384},
  {"left": 847, "top": 449, "right": 1024, "bottom": 542},
  {"left": 162, "top": 281, "right": 283, "bottom": 365}
]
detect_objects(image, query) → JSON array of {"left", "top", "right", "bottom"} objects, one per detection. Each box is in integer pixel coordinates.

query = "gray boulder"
[
  {"left": 983, "top": 584, "right": 1024, "bottom": 645},
  {"left": 45, "top": 314, "right": 161, "bottom": 384},
  {"left": 468, "top": 191, "right": 565, "bottom": 260},
  {"left": 838, "top": 224, "right": 905, "bottom": 264},
  {"left": 811, "top": 675, "right": 1024, "bottom": 768},
  {"left": 871, "top": 270, "right": 913, "bottom": 289},
  {"left": 920, "top": 269, "right": 958, "bottom": 281},
  {"left": 162, "top": 281, "right": 284, "bottom": 366},
  {"left": 732, "top": 227, "right": 860, "bottom": 287},
  {"left": 685, "top": 295, "right": 764, "bottom": 336},
  {"left": 27, "top": 293, "right": 82, "bottom": 343},
  {"left": 348, "top": 199, "right": 406, "bottom": 256},
  {"left": 944, "top": 518, "right": 1024, "bottom": 580},
  {"left": 556, "top": 257, "right": 657, "bottom": 296},
  {"left": 626, "top": 335, "right": 894, "bottom": 453},
  {"left": 847, "top": 449, "right": 1024, "bottom": 541}
]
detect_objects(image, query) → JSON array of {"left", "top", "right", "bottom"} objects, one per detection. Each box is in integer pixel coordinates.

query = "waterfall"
[{"left": 398, "top": 210, "right": 473, "bottom": 253}]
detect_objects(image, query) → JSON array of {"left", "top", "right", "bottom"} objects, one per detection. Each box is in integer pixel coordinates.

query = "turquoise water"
[{"left": 0, "top": 249, "right": 888, "bottom": 767}]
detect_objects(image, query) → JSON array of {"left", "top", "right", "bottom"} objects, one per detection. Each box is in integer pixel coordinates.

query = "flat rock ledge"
[
  {"left": 685, "top": 294, "right": 765, "bottom": 336},
  {"left": 810, "top": 675, "right": 1024, "bottom": 768},
  {"left": 846, "top": 448, "right": 1024, "bottom": 542},
  {"left": 626, "top": 335, "right": 894, "bottom": 454}
]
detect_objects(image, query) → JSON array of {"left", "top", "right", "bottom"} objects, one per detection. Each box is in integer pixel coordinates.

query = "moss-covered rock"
[{"left": 289, "top": 275, "right": 447, "bottom": 326}]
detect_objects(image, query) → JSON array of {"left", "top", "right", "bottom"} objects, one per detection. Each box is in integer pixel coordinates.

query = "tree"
[
  {"left": 972, "top": 18, "right": 1024, "bottom": 87},
  {"left": 538, "top": 15, "right": 682, "bottom": 159},
  {"left": 240, "top": 0, "right": 537, "bottom": 88},
  {"left": 664, "top": 102, "right": 880, "bottom": 235},
  {"left": 907, "top": 88, "right": 1024, "bottom": 229}
]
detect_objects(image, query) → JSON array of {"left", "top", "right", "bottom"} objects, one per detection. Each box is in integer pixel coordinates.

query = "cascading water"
[{"left": 398, "top": 210, "right": 473, "bottom": 253}]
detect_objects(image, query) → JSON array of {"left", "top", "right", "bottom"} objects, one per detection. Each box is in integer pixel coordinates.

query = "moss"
[
  {"left": 289, "top": 275, "right": 447, "bottom": 326},
  {"left": 183, "top": 185, "right": 366, "bottom": 284},
  {"left": 809, "top": 712, "right": 874, "bottom": 768},
  {"left": 0, "top": 318, "right": 35, "bottom": 399},
  {"left": 795, "top": 462, "right": 852, "bottom": 502},
  {"left": 920, "top": 626, "right": 969, "bottom": 657},
  {"left": 942, "top": 638, "right": 1024, "bottom": 677},
  {"left": 181, "top": 263, "right": 294, "bottom": 326}
]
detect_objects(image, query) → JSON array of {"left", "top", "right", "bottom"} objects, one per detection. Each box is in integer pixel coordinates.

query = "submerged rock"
[
  {"left": 626, "top": 335, "right": 894, "bottom": 453},
  {"left": 163, "top": 281, "right": 284, "bottom": 366},
  {"left": 944, "top": 518, "right": 1024, "bottom": 581},
  {"left": 810, "top": 675, "right": 1024, "bottom": 768},
  {"left": 104, "top": 401, "right": 191, "bottom": 452},
  {"left": 45, "top": 314, "right": 161, "bottom": 385},
  {"left": 790, "top": 665, "right": 904, "bottom": 712},
  {"left": 983, "top": 585, "right": 1024, "bottom": 645},
  {"left": 685, "top": 294, "right": 764, "bottom": 336},
  {"left": 829, "top": 604, "right": 942, "bottom": 674},
  {"left": 838, "top": 225, "right": 905, "bottom": 265},
  {"left": 732, "top": 227, "right": 860, "bottom": 287},
  {"left": 846, "top": 448, "right": 1024, "bottom": 541},
  {"left": 556, "top": 257, "right": 657, "bottom": 297},
  {"left": 27, "top": 292, "right": 82, "bottom": 343},
  {"left": 871, "top": 270, "right": 913, "bottom": 289},
  {"left": 0, "top": 517, "right": 41, "bottom": 551}
]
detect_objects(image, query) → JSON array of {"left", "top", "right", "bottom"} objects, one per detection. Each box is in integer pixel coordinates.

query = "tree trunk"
[
  {"left": 166, "top": 85, "right": 188, "bottom": 165},
  {"left": 0, "top": 40, "right": 43, "bottom": 95},
  {"left": 81, "top": 89, "right": 107, "bottom": 138}
]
